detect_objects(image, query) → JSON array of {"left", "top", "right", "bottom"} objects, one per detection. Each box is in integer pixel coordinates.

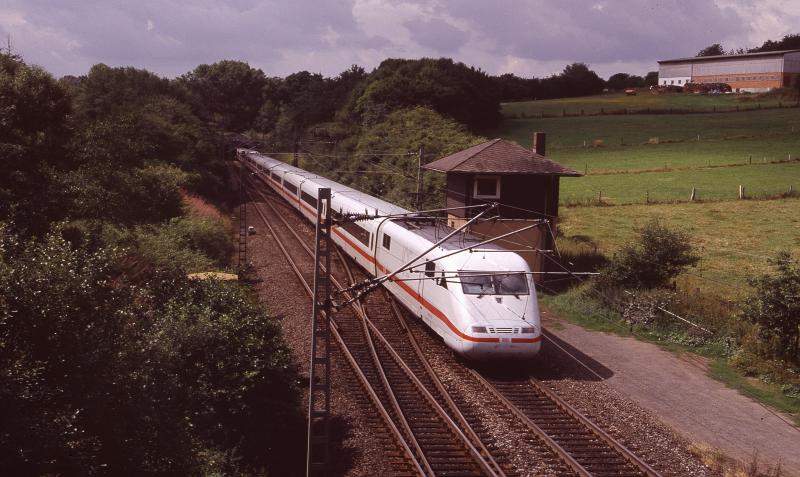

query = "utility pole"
[
  {"left": 415, "top": 146, "right": 423, "bottom": 210},
  {"left": 306, "top": 188, "right": 332, "bottom": 477},
  {"left": 237, "top": 159, "right": 247, "bottom": 268},
  {"left": 293, "top": 137, "right": 300, "bottom": 167}
]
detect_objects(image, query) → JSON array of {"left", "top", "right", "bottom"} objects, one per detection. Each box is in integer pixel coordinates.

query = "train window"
[
  {"left": 458, "top": 271, "right": 529, "bottom": 296},
  {"left": 342, "top": 221, "right": 370, "bottom": 246},
  {"left": 458, "top": 272, "right": 493, "bottom": 295},
  {"left": 284, "top": 182, "right": 298, "bottom": 194},
  {"left": 496, "top": 273, "right": 529, "bottom": 295},
  {"left": 425, "top": 261, "right": 435, "bottom": 278},
  {"left": 271, "top": 171, "right": 280, "bottom": 182},
  {"left": 382, "top": 233, "right": 391, "bottom": 250},
  {"left": 301, "top": 191, "right": 317, "bottom": 208}
]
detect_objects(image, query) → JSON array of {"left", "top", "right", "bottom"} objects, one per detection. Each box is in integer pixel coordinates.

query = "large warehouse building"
[{"left": 658, "top": 49, "right": 800, "bottom": 92}]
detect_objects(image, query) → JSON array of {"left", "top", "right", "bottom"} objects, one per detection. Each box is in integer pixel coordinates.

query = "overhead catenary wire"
[{"left": 248, "top": 148, "right": 792, "bottom": 302}]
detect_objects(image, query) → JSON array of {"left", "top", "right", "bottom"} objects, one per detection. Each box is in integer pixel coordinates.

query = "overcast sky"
[{"left": 2, "top": 0, "right": 799, "bottom": 80}]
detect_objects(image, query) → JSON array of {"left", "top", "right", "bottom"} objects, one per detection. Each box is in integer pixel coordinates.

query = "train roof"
[
  {"left": 244, "top": 150, "right": 517, "bottom": 254},
  {"left": 391, "top": 220, "right": 504, "bottom": 252}
]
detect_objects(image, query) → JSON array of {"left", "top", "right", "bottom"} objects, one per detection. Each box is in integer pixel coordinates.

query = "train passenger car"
[{"left": 238, "top": 149, "right": 543, "bottom": 359}]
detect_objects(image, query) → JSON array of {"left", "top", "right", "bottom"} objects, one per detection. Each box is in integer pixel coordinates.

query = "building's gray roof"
[
  {"left": 422, "top": 139, "right": 582, "bottom": 176},
  {"left": 658, "top": 49, "right": 800, "bottom": 64}
]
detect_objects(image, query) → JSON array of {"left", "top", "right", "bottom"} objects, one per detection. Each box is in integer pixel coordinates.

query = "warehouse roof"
[
  {"left": 422, "top": 139, "right": 581, "bottom": 176},
  {"left": 658, "top": 49, "right": 800, "bottom": 64}
]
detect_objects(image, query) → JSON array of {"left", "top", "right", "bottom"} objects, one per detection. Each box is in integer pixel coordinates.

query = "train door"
[{"left": 417, "top": 259, "right": 439, "bottom": 330}]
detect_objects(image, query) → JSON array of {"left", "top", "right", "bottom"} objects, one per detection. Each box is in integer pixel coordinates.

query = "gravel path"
[{"left": 539, "top": 308, "right": 800, "bottom": 476}]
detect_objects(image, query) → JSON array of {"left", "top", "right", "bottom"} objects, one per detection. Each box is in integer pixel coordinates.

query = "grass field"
[
  {"left": 557, "top": 197, "right": 800, "bottom": 297},
  {"left": 503, "top": 94, "right": 800, "bottom": 413},
  {"left": 502, "top": 92, "right": 798, "bottom": 117},
  {"left": 498, "top": 108, "right": 800, "bottom": 150},
  {"left": 489, "top": 105, "right": 800, "bottom": 204}
]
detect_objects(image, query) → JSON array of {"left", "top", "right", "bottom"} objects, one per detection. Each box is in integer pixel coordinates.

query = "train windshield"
[{"left": 458, "top": 271, "right": 529, "bottom": 296}]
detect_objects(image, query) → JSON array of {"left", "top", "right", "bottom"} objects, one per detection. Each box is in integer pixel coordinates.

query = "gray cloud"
[
  {"left": 0, "top": 0, "right": 796, "bottom": 79},
  {"left": 405, "top": 17, "right": 468, "bottom": 53}
]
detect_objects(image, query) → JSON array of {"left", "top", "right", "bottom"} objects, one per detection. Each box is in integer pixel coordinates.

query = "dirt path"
[{"left": 540, "top": 309, "right": 800, "bottom": 476}]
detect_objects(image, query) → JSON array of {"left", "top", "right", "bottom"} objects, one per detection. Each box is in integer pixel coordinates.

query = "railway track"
[
  {"left": 471, "top": 371, "right": 661, "bottom": 477},
  {"left": 238, "top": 161, "right": 663, "bottom": 477},
  {"left": 240, "top": 166, "right": 501, "bottom": 476}
]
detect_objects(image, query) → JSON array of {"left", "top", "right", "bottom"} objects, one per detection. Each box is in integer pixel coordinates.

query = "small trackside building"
[
  {"left": 422, "top": 132, "right": 581, "bottom": 281},
  {"left": 658, "top": 49, "right": 800, "bottom": 92}
]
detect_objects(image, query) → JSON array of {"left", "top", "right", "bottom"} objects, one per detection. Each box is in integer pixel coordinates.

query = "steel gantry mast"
[{"left": 306, "top": 188, "right": 333, "bottom": 477}]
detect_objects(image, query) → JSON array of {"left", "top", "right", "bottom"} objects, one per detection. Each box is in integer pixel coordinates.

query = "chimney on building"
[{"left": 532, "top": 132, "right": 546, "bottom": 156}]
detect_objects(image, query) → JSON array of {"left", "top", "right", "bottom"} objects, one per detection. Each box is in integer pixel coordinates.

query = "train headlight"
[
  {"left": 521, "top": 327, "right": 536, "bottom": 334},
  {"left": 471, "top": 326, "right": 487, "bottom": 333}
]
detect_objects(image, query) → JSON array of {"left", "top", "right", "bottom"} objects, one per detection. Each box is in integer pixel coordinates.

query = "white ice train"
[{"left": 239, "top": 149, "right": 542, "bottom": 359}]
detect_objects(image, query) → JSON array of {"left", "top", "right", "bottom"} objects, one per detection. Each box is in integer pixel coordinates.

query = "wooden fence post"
[
  {"left": 739, "top": 185, "right": 745, "bottom": 199},
  {"left": 690, "top": 187, "right": 696, "bottom": 201}
]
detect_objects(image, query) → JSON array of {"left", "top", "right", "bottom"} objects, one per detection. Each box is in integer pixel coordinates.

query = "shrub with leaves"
[
  {"left": 0, "top": 229, "right": 303, "bottom": 475},
  {"left": 599, "top": 219, "right": 700, "bottom": 290},
  {"left": 739, "top": 252, "right": 800, "bottom": 364}
]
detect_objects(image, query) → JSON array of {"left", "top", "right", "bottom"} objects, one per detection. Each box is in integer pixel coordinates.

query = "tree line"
[
  {"left": 697, "top": 33, "right": 800, "bottom": 57},
  {"left": 1, "top": 52, "right": 305, "bottom": 475}
]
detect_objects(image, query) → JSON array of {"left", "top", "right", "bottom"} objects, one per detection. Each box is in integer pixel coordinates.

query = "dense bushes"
[
  {"left": 0, "top": 229, "right": 303, "bottom": 475},
  {"left": 739, "top": 252, "right": 800, "bottom": 365},
  {"left": 598, "top": 219, "right": 700, "bottom": 290},
  {"left": 1, "top": 52, "right": 304, "bottom": 475}
]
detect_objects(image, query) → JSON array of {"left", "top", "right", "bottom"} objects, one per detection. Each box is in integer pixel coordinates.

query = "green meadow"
[
  {"left": 557, "top": 198, "right": 800, "bottom": 297},
  {"left": 490, "top": 93, "right": 800, "bottom": 294},
  {"left": 490, "top": 105, "right": 800, "bottom": 204},
  {"left": 502, "top": 92, "right": 796, "bottom": 117}
]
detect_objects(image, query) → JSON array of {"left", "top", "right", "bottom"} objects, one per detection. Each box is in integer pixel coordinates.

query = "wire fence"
[
  {"left": 561, "top": 183, "right": 799, "bottom": 206},
  {"left": 503, "top": 100, "right": 800, "bottom": 119}
]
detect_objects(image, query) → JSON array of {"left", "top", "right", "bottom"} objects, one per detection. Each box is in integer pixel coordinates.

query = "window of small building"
[
  {"left": 473, "top": 176, "right": 501, "bottom": 199},
  {"left": 382, "top": 233, "right": 391, "bottom": 250}
]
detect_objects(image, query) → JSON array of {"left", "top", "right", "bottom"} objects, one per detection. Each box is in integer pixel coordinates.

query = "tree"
[
  {"left": 0, "top": 229, "right": 304, "bottom": 475},
  {"left": 697, "top": 43, "right": 725, "bottom": 57},
  {"left": 599, "top": 219, "right": 700, "bottom": 289},
  {"left": 73, "top": 64, "right": 178, "bottom": 120},
  {"left": 607, "top": 73, "right": 646, "bottom": 91},
  {"left": 644, "top": 71, "right": 659, "bottom": 86},
  {"left": 346, "top": 106, "right": 485, "bottom": 209},
  {"left": 352, "top": 58, "right": 501, "bottom": 130},
  {"left": 180, "top": 60, "right": 268, "bottom": 131},
  {"left": 749, "top": 33, "right": 800, "bottom": 53},
  {"left": 559, "top": 63, "right": 605, "bottom": 97},
  {"left": 740, "top": 252, "right": 800, "bottom": 364},
  {"left": 0, "top": 52, "right": 71, "bottom": 236}
]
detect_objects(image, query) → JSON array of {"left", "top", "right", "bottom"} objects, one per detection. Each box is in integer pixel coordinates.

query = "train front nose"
[{"left": 460, "top": 320, "right": 542, "bottom": 360}]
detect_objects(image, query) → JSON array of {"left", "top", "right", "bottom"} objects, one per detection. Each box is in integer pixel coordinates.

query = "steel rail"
[
  {"left": 469, "top": 370, "right": 593, "bottom": 477},
  {"left": 386, "top": 298, "right": 508, "bottom": 477},
  {"left": 244, "top": 167, "right": 499, "bottom": 476},
  {"left": 237, "top": 165, "right": 425, "bottom": 476},
  {"left": 245, "top": 173, "right": 434, "bottom": 474},
  {"left": 528, "top": 377, "right": 662, "bottom": 477}
]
